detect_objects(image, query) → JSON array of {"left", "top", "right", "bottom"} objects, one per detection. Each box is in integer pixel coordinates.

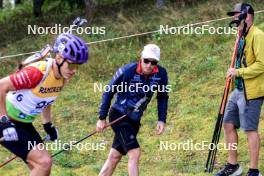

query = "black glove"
[{"left": 43, "top": 122, "right": 58, "bottom": 141}]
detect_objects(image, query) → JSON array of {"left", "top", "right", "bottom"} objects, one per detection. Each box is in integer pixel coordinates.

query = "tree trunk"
[
  {"left": 83, "top": 0, "right": 96, "bottom": 24},
  {"left": 15, "top": 0, "right": 21, "bottom": 4},
  {"left": 0, "top": 0, "right": 3, "bottom": 9},
  {"left": 33, "top": 0, "right": 44, "bottom": 17}
]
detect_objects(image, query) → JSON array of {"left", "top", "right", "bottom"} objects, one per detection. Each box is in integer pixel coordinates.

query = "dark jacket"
[{"left": 99, "top": 62, "right": 169, "bottom": 122}]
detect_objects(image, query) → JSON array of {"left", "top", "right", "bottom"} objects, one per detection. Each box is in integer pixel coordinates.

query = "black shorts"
[
  {"left": 109, "top": 108, "right": 141, "bottom": 155},
  {"left": 0, "top": 121, "right": 43, "bottom": 162}
]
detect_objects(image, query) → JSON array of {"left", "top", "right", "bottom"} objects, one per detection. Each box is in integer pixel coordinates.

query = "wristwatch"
[{"left": 0, "top": 115, "right": 10, "bottom": 123}]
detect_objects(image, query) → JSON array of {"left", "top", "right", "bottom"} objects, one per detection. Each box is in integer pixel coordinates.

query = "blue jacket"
[{"left": 99, "top": 62, "right": 169, "bottom": 123}]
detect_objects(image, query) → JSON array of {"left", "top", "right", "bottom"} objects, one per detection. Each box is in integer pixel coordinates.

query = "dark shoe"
[
  {"left": 215, "top": 163, "right": 242, "bottom": 176},
  {"left": 246, "top": 170, "right": 262, "bottom": 176}
]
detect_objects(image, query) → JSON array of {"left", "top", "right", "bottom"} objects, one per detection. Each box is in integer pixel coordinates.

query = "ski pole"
[
  {"left": 205, "top": 30, "right": 242, "bottom": 173},
  {"left": 206, "top": 15, "right": 250, "bottom": 173},
  {"left": 52, "top": 96, "right": 147, "bottom": 157},
  {"left": 51, "top": 96, "right": 147, "bottom": 157},
  {"left": 0, "top": 136, "right": 51, "bottom": 168},
  {"left": 0, "top": 96, "right": 147, "bottom": 167},
  {"left": 0, "top": 136, "right": 18, "bottom": 168},
  {"left": 52, "top": 113, "right": 127, "bottom": 157}
]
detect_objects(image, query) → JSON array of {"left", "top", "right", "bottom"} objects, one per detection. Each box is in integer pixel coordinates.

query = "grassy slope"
[{"left": 1, "top": 0, "right": 264, "bottom": 175}]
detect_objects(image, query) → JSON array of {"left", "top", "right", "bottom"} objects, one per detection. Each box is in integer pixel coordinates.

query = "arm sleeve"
[
  {"left": 236, "top": 33, "right": 264, "bottom": 79},
  {"left": 99, "top": 66, "right": 126, "bottom": 120},
  {"left": 157, "top": 69, "right": 169, "bottom": 123},
  {"left": 9, "top": 66, "right": 43, "bottom": 90}
]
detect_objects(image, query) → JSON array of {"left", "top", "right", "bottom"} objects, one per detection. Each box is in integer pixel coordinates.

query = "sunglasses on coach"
[{"left": 143, "top": 59, "right": 158, "bottom": 66}]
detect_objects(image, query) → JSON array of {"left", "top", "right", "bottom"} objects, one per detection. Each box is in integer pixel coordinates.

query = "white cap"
[{"left": 141, "top": 44, "right": 160, "bottom": 61}]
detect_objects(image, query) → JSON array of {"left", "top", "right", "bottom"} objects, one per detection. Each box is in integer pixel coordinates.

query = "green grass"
[{"left": 1, "top": 0, "right": 264, "bottom": 175}]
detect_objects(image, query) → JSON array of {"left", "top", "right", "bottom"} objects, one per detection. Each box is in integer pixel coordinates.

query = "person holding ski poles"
[
  {"left": 216, "top": 3, "right": 264, "bottom": 176},
  {"left": 0, "top": 33, "right": 88, "bottom": 176},
  {"left": 96, "top": 44, "right": 169, "bottom": 176}
]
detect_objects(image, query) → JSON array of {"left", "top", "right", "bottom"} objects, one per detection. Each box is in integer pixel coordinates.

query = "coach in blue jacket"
[{"left": 96, "top": 44, "right": 169, "bottom": 176}]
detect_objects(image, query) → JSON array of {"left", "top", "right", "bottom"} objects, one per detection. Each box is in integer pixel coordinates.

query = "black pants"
[
  {"left": 0, "top": 121, "right": 43, "bottom": 162},
  {"left": 109, "top": 108, "right": 141, "bottom": 155}
]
